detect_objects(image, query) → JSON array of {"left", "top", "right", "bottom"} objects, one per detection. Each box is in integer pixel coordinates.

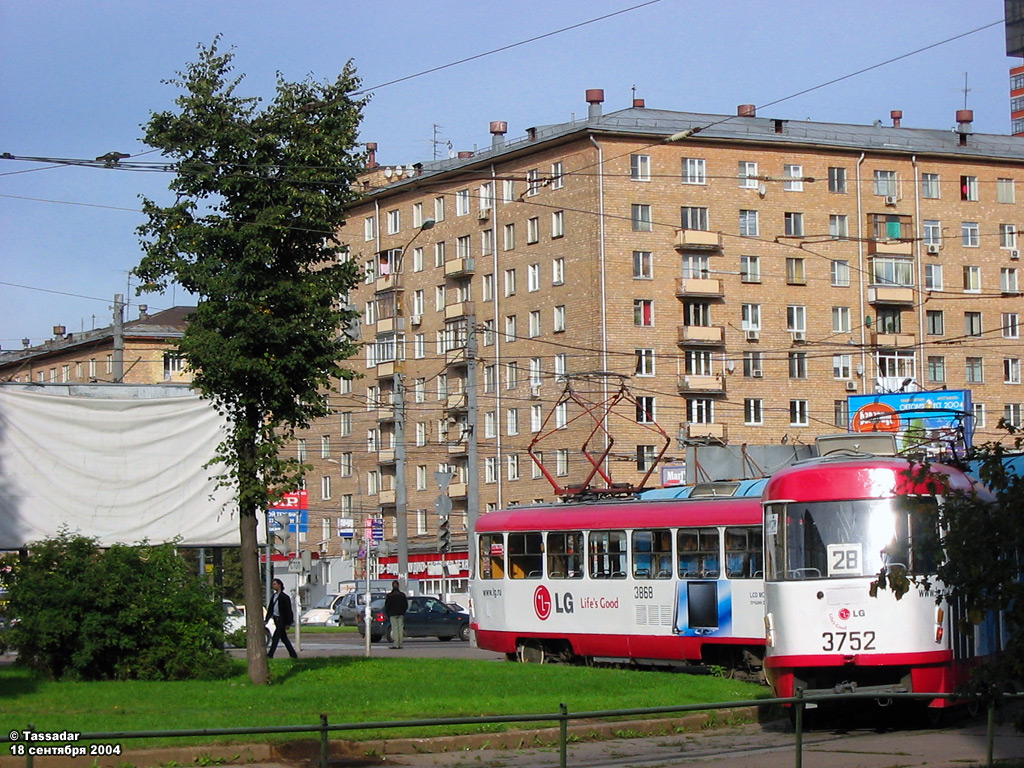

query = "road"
[{"left": 230, "top": 628, "right": 507, "bottom": 661}]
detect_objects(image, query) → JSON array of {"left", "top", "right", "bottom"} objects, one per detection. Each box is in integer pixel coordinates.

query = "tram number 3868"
[{"left": 821, "top": 631, "right": 876, "bottom": 652}]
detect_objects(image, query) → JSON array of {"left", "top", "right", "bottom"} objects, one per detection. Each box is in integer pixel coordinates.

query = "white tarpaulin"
[{"left": 0, "top": 384, "right": 259, "bottom": 548}]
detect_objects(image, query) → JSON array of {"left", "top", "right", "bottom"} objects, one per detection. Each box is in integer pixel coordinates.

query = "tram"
[
  {"left": 471, "top": 480, "right": 767, "bottom": 669},
  {"left": 761, "top": 453, "right": 994, "bottom": 714}
]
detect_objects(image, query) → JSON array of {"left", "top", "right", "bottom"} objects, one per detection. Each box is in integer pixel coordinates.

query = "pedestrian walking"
[
  {"left": 384, "top": 580, "right": 408, "bottom": 649},
  {"left": 267, "top": 578, "right": 298, "bottom": 659}
]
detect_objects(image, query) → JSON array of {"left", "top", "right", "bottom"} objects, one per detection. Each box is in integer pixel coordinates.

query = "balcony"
[
  {"left": 445, "top": 392, "right": 468, "bottom": 412},
  {"left": 447, "top": 440, "right": 468, "bottom": 456},
  {"left": 677, "top": 324, "right": 725, "bottom": 346},
  {"left": 375, "top": 360, "right": 400, "bottom": 378},
  {"left": 375, "top": 316, "right": 404, "bottom": 334},
  {"left": 677, "top": 374, "right": 727, "bottom": 394},
  {"left": 868, "top": 286, "right": 916, "bottom": 306},
  {"left": 444, "top": 258, "right": 476, "bottom": 277},
  {"left": 448, "top": 482, "right": 468, "bottom": 498},
  {"left": 379, "top": 489, "right": 396, "bottom": 505},
  {"left": 374, "top": 274, "right": 401, "bottom": 293},
  {"left": 444, "top": 300, "right": 475, "bottom": 320},
  {"left": 870, "top": 331, "right": 916, "bottom": 348},
  {"left": 867, "top": 239, "right": 913, "bottom": 256},
  {"left": 682, "top": 422, "right": 728, "bottom": 441},
  {"left": 445, "top": 347, "right": 468, "bottom": 367},
  {"left": 674, "top": 229, "right": 722, "bottom": 251},
  {"left": 675, "top": 277, "right": 724, "bottom": 298},
  {"left": 377, "top": 448, "right": 396, "bottom": 464},
  {"left": 375, "top": 405, "right": 395, "bottom": 422}
]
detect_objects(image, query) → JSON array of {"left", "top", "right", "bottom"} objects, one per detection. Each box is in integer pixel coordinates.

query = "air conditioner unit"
[
  {"left": 751, "top": 370, "right": 763, "bottom": 379},
  {"left": 529, "top": 385, "right": 541, "bottom": 399},
  {"left": 744, "top": 330, "right": 759, "bottom": 342},
  {"left": 926, "top": 244, "right": 940, "bottom": 255},
  {"left": 845, "top": 380, "right": 858, "bottom": 392},
  {"left": 884, "top": 195, "right": 898, "bottom": 206},
  {"left": 1011, "top": 249, "right": 1021, "bottom": 260},
  {"left": 791, "top": 331, "right": 806, "bottom": 343},
  {"left": 478, "top": 209, "right": 491, "bottom": 221},
  {"left": 410, "top": 314, "right": 422, "bottom": 326}
]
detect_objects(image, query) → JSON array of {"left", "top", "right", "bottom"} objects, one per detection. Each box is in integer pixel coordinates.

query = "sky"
[{"left": 0, "top": 0, "right": 1014, "bottom": 348}]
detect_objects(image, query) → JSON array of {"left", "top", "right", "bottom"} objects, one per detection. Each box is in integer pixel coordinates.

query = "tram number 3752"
[{"left": 821, "top": 631, "right": 876, "bottom": 652}]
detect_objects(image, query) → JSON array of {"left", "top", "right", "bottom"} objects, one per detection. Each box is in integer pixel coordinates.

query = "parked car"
[
  {"left": 328, "top": 591, "right": 385, "bottom": 627},
  {"left": 222, "top": 599, "right": 272, "bottom": 647},
  {"left": 357, "top": 595, "right": 470, "bottom": 643},
  {"left": 300, "top": 592, "right": 345, "bottom": 625}
]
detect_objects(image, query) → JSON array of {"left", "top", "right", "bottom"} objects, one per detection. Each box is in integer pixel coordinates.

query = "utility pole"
[
  {"left": 112, "top": 294, "right": 125, "bottom": 382},
  {"left": 465, "top": 313, "right": 479, "bottom": 580},
  {"left": 394, "top": 370, "right": 408, "bottom": 588}
]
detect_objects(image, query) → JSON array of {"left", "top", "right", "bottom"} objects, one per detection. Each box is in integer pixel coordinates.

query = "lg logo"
[{"left": 534, "top": 586, "right": 552, "bottom": 620}]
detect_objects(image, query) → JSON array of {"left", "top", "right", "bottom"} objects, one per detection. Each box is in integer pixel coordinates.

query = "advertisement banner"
[{"left": 848, "top": 390, "right": 973, "bottom": 455}]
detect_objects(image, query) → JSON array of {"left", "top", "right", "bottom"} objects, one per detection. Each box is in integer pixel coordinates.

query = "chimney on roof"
[
  {"left": 490, "top": 121, "right": 508, "bottom": 150},
  {"left": 633, "top": 98, "right": 645, "bottom": 108},
  {"left": 365, "top": 142, "right": 378, "bottom": 169},
  {"left": 138, "top": 304, "right": 149, "bottom": 320},
  {"left": 890, "top": 110, "right": 903, "bottom": 127},
  {"left": 773, "top": 119, "right": 784, "bottom": 134},
  {"left": 22, "top": 338, "right": 30, "bottom": 349},
  {"left": 956, "top": 109, "right": 974, "bottom": 146},
  {"left": 737, "top": 104, "right": 756, "bottom": 117},
  {"left": 457, "top": 151, "right": 473, "bottom": 159},
  {"left": 586, "top": 89, "right": 604, "bottom": 120},
  {"left": 52, "top": 325, "right": 65, "bottom": 338}
]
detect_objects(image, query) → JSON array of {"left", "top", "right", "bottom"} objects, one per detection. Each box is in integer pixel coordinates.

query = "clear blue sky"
[{"left": 0, "top": 0, "right": 1011, "bottom": 347}]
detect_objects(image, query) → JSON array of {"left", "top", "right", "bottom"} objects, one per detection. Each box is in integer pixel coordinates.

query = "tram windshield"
[{"left": 764, "top": 496, "right": 939, "bottom": 581}]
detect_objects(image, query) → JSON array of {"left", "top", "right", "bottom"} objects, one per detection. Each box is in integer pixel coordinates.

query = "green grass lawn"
[{"left": 0, "top": 657, "right": 767, "bottom": 748}]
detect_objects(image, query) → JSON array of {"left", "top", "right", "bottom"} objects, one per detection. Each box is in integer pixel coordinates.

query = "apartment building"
[
  {"left": 0, "top": 305, "right": 194, "bottom": 385},
  {"left": 297, "top": 91, "right": 1024, "bottom": 558}
]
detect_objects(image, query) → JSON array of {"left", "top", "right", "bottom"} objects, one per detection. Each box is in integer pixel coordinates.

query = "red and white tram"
[
  {"left": 471, "top": 485, "right": 766, "bottom": 669},
  {"left": 762, "top": 453, "right": 994, "bottom": 712}
]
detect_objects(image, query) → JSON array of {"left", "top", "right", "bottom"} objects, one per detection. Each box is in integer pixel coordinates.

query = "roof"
[{"left": 364, "top": 105, "right": 1024, "bottom": 198}]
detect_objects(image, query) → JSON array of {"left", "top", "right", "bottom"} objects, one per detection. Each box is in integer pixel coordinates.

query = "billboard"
[{"left": 848, "top": 389, "right": 973, "bottom": 455}]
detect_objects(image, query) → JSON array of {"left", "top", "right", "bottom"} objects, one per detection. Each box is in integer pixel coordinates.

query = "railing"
[{"left": 5, "top": 690, "right": 1018, "bottom": 768}]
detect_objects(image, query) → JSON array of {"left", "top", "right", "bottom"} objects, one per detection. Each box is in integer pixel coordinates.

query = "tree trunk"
[{"left": 238, "top": 423, "right": 269, "bottom": 685}]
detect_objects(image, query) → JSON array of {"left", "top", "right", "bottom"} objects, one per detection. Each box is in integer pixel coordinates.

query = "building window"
[
  {"left": 320, "top": 435, "right": 331, "bottom": 459},
  {"left": 965, "top": 311, "right": 983, "bottom": 337},
  {"left": 872, "top": 257, "right": 914, "bottom": 287},
  {"left": 740, "top": 255, "right": 761, "bottom": 283},
  {"left": 921, "top": 172, "right": 940, "bottom": 199},
  {"left": 787, "top": 305, "right": 806, "bottom": 333},
  {"left": 553, "top": 305, "right": 566, "bottom": 332},
  {"left": 873, "top": 170, "right": 898, "bottom": 197},
  {"left": 829, "top": 214, "right": 848, "bottom": 239},
  {"left": 630, "top": 154, "right": 651, "bottom": 181},
  {"left": 528, "top": 310, "right": 541, "bottom": 338},
  {"left": 634, "top": 299, "right": 653, "bottom": 326},
  {"left": 1002, "top": 268, "right": 1020, "bottom": 294},
  {"left": 364, "top": 215, "right": 376, "bottom": 241},
  {"left": 636, "top": 397, "right": 656, "bottom": 424},
  {"left": 926, "top": 310, "right": 944, "bottom": 336},
  {"left": 527, "top": 263, "right": 540, "bottom": 292},
  {"left": 832, "top": 306, "right": 851, "bottom": 333},
  {"left": 788, "top": 352, "right": 808, "bottom": 379},
  {"left": 502, "top": 179, "right": 515, "bottom": 203},
  {"left": 504, "top": 268, "right": 517, "bottom": 296},
  {"left": 743, "top": 351, "right": 763, "bottom": 378},
  {"left": 784, "top": 164, "right": 803, "bottom": 191},
  {"left": 507, "top": 408, "right": 520, "bottom": 436},
  {"left": 928, "top": 356, "right": 946, "bottom": 383},
  {"left": 531, "top": 404, "right": 543, "bottom": 433},
  {"left": 484, "top": 411, "right": 496, "bottom": 438},
  {"left": 681, "top": 157, "right": 707, "bottom": 185},
  {"left": 555, "top": 448, "right": 569, "bottom": 476},
  {"left": 505, "top": 315, "right": 517, "bottom": 342},
  {"left": 962, "top": 222, "right": 980, "bottom": 247},
  {"left": 738, "top": 161, "right": 758, "bottom": 188},
  {"left": 555, "top": 403, "right": 568, "bottom": 429},
  {"left": 828, "top": 166, "right": 847, "bottom": 193},
  {"left": 633, "top": 250, "right": 653, "bottom": 279},
  {"left": 966, "top": 357, "right": 984, "bottom": 383},
  {"left": 924, "top": 263, "right": 943, "bottom": 291},
  {"left": 551, "top": 210, "right": 565, "bottom": 238},
  {"left": 963, "top": 265, "right": 981, "bottom": 292},
  {"left": 790, "top": 400, "right": 809, "bottom": 426},
  {"left": 998, "top": 177, "right": 1016, "bottom": 204},
  {"left": 527, "top": 217, "right": 540, "bottom": 243},
  {"left": 1003, "top": 313, "right": 1020, "bottom": 339},
  {"left": 434, "top": 196, "right": 445, "bottom": 222},
  {"left": 784, "top": 211, "right": 804, "bottom": 237},
  {"left": 551, "top": 161, "right": 564, "bottom": 189},
  {"left": 741, "top": 303, "right": 761, "bottom": 331},
  {"left": 635, "top": 348, "right": 655, "bottom": 376},
  {"left": 386, "top": 209, "right": 400, "bottom": 235},
  {"left": 687, "top": 398, "right": 713, "bottom": 424},
  {"left": 163, "top": 352, "right": 185, "bottom": 379},
  {"left": 744, "top": 399, "right": 763, "bottom": 425},
  {"left": 923, "top": 219, "right": 942, "bottom": 246},
  {"left": 631, "top": 204, "right": 652, "bottom": 232},
  {"left": 830, "top": 260, "right": 850, "bottom": 287},
  {"left": 739, "top": 209, "right": 759, "bottom": 237},
  {"left": 505, "top": 362, "right": 518, "bottom": 390},
  {"left": 786, "top": 258, "right": 806, "bottom": 285},
  {"left": 681, "top": 206, "right": 708, "bottom": 230},
  {"left": 412, "top": 201, "right": 423, "bottom": 227},
  {"left": 552, "top": 257, "right": 565, "bottom": 285},
  {"left": 456, "top": 234, "right": 471, "bottom": 259},
  {"left": 960, "top": 175, "right": 979, "bottom": 201},
  {"left": 833, "top": 354, "right": 851, "bottom": 379},
  {"left": 526, "top": 168, "right": 541, "bottom": 197},
  {"left": 636, "top": 445, "right": 658, "bottom": 471},
  {"left": 1005, "top": 404, "right": 1023, "bottom": 428},
  {"left": 503, "top": 223, "right": 515, "bottom": 250},
  {"left": 434, "top": 241, "right": 446, "bottom": 268},
  {"left": 321, "top": 475, "right": 331, "bottom": 501},
  {"left": 554, "top": 353, "right": 567, "bottom": 380},
  {"left": 1005, "top": 359, "right": 1021, "bottom": 385},
  {"left": 1001, "top": 224, "right": 1017, "bottom": 249},
  {"left": 484, "top": 457, "right": 497, "bottom": 484}
]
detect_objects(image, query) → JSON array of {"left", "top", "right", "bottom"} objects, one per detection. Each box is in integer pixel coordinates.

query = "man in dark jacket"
[
  {"left": 267, "top": 578, "right": 298, "bottom": 658},
  {"left": 384, "top": 580, "right": 408, "bottom": 649}
]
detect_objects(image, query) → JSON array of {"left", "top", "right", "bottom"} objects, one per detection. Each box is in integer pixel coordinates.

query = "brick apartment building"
[
  {"left": 0, "top": 305, "right": 194, "bottom": 385},
  {"left": 294, "top": 90, "right": 1024, "bottom": 561}
]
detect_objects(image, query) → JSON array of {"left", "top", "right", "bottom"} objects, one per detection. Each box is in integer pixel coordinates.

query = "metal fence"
[{"left": 7, "top": 689, "right": 1019, "bottom": 768}]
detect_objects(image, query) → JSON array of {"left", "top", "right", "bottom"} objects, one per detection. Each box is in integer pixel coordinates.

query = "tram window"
[
  {"left": 677, "top": 527, "right": 720, "bottom": 578},
  {"left": 548, "top": 531, "right": 585, "bottom": 578},
  {"left": 589, "top": 530, "right": 627, "bottom": 579},
  {"left": 508, "top": 532, "right": 544, "bottom": 579},
  {"left": 632, "top": 529, "right": 672, "bottom": 579},
  {"left": 725, "top": 527, "right": 763, "bottom": 579},
  {"left": 892, "top": 497, "right": 940, "bottom": 575},
  {"left": 479, "top": 533, "right": 505, "bottom": 579}
]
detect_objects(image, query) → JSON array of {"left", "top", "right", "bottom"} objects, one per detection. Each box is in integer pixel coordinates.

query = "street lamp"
[{"left": 393, "top": 217, "right": 436, "bottom": 591}]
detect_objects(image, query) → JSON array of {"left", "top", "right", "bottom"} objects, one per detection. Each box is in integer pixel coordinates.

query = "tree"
[{"left": 134, "top": 39, "right": 366, "bottom": 684}]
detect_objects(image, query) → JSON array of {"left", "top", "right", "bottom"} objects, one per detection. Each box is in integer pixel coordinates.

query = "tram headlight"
[{"left": 935, "top": 606, "right": 945, "bottom": 644}]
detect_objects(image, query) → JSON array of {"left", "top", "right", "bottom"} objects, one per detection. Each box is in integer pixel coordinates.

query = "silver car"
[{"left": 329, "top": 591, "right": 385, "bottom": 626}]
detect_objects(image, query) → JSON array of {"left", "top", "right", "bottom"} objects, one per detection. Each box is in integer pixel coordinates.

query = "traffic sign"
[{"left": 338, "top": 517, "right": 355, "bottom": 539}]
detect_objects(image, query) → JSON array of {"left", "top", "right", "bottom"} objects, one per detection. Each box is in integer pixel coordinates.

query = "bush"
[{"left": 0, "top": 531, "right": 234, "bottom": 681}]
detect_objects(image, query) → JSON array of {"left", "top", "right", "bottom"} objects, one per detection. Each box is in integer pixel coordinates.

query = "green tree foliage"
[
  {"left": 0, "top": 532, "right": 233, "bottom": 681},
  {"left": 133, "top": 40, "right": 366, "bottom": 684}
]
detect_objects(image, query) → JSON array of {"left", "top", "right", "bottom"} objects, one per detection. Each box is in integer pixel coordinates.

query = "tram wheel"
[{"left": 518, "top": 641, "right": 545, "bottom": 663}]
